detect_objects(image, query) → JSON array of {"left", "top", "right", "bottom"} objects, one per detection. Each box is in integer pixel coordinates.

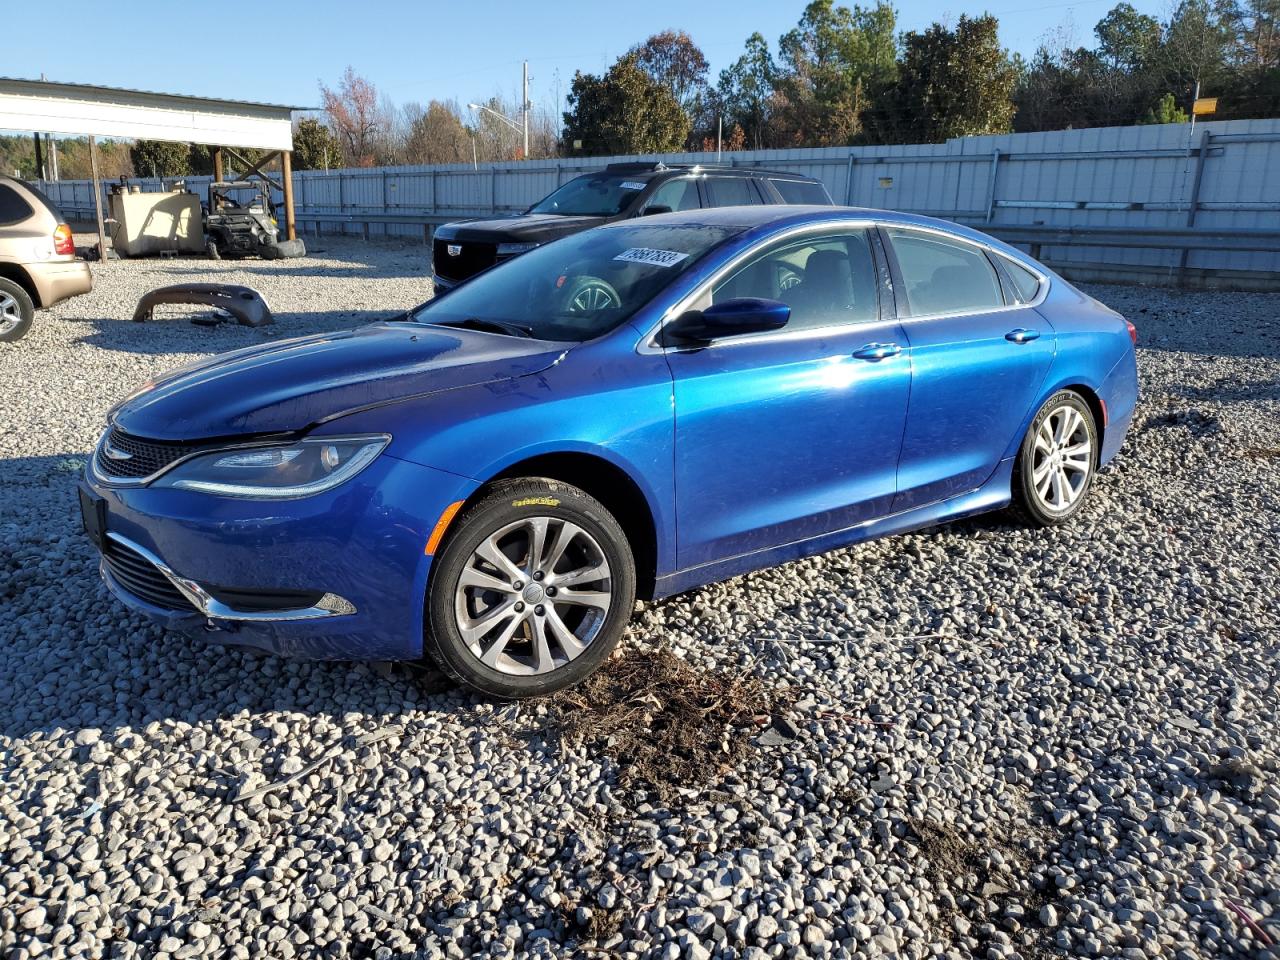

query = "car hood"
[
  {"left": 435, "top": 212, "right": 610, "bottom": 244},
  {"left": 110, "top": 322, "right": 566, "bottom": 441}
]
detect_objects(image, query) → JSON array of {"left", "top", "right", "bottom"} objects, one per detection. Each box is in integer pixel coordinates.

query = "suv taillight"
[
  {"left": 1125, "top": 319, "right": 1137, "bottom": 344},
  {"left": 53, "top": 224, "right": 74, "bottom": 256}
]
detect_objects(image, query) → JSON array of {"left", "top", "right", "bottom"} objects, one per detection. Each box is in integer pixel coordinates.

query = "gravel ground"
[{"left": 2, "top": 237, "right": 1279, "bottom": 960}]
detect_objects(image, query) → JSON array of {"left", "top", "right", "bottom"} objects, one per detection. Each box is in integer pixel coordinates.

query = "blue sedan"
[{"left": 81, "top": 206, "right": 1138, "bottom": 697}]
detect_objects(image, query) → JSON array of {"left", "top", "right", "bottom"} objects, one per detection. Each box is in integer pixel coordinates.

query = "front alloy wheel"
[
  {"left": 1013, "top": 390, "right": 1098, "bottom": 526},
  {"left": 426, "top": 478, "right": 635, "bottom": 697}
]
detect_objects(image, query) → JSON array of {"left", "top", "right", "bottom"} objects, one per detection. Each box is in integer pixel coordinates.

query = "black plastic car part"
[{"left": 133, "top": 284, "right": 273, "bottom": 327}]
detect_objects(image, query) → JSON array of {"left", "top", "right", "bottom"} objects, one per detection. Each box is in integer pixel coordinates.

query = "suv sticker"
[
  {"left": 620, "top": 181, "right": 647, "bottom": 190},
  {"left": 614, "top": 247, "right": 690, "bottom": 268}
]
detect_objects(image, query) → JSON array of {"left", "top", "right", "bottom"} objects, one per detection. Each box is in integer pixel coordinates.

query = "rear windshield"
[
  {"left": 770, "top": 179, "right": 832, "bottom": 204},
  {"left": 411, "top": 222, "right": 742, "bottom": 342},
  {"left": 528, "top": 173, "right": 650, "bottom": 217},
  {"left": 20, "top": 181, "right": 67, "bottom": 224},
  {"left": 0, "top": 184, "right": 35, "bottom": 226}
]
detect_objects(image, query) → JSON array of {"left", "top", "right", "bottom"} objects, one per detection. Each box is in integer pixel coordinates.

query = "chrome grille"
[
  {"left": 94, "top": 427, "right": 194, "bottom": 481},
  {"left": 102, "top": 538, "right": 197, "bottom": 612}
]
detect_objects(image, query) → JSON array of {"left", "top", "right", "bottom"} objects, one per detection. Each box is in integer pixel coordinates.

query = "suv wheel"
[
  {"left": 425, "top": 478, "right": 636, "bottom": 698},
  {"left": 0, "top": 277, "right": 35, "bottom": 343}
]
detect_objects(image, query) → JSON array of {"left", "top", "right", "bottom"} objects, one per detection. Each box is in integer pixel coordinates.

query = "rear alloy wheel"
[
  {"left": 0, "top": 277, "right": 35, "bottom": 343},
  {"left": 425, "top": 478, "right": 636, "bottom": 698},
  {"left": 1012, "top": 390, "right": 1098, "bottom": 526}
]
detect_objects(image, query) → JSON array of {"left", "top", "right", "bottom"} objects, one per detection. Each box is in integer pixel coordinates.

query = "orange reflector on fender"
[{"left": 425, "top": 500, "right": 465, "bottom": 555}]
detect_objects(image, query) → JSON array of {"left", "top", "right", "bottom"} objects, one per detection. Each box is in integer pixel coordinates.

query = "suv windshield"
[
  {"left": 528, "top": 173, "right": 650, "bottom": 217},
  {"left": 411, "top": 222, "right": 741, "bottom": 342}
]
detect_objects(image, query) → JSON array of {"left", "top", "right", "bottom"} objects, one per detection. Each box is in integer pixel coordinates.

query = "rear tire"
[
  {"left": 424, "top": 478, "right": 636, "bottom": 699},
  {"left": 1010, "top": 390, "right": 1098, "bottom": 527},
  {"left": 0, "top": 277, "right": 35, "bottom": 343}
]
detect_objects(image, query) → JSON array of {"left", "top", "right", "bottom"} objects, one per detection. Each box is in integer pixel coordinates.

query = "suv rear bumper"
[{"left": 28, "top": 258, "right": 93, "bottom": 307}]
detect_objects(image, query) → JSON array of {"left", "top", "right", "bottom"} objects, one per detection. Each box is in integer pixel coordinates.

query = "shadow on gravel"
[{"left": 59, "top": 310, "right": 404, "bottom": 356}]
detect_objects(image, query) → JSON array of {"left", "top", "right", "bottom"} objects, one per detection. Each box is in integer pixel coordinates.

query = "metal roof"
[{"left": 0, "top": 77, "right": 308, "bottom": 151}]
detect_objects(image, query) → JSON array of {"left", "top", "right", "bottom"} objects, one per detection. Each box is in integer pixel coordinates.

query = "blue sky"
[{"left": 7, "top": 0, "right": 1165, "bottom": 116}]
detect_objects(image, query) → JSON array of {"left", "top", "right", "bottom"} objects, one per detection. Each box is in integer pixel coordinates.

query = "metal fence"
[{"left": 39, "top": 117, "right": 1280, "bottom": 288}]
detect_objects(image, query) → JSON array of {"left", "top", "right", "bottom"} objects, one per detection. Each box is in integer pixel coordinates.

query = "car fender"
[{"left": 322, "top": 344, "right": 679, "bottom": 580}]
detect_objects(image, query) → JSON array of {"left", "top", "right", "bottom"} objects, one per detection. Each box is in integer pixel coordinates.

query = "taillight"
[
  {"left": 1125, "top": 319, "right": 1137, "bottom": 345},
  {"left": 53, "top": 224, "right": 74, "bottom": 256}
]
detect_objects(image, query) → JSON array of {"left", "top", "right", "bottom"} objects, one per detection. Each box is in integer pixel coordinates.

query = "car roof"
[
  {"left": 596, "top": 204, "right": 1037, "bottom": 264},
  {"left": 598, "top": 163, "right": 823, "bottom": 184}
]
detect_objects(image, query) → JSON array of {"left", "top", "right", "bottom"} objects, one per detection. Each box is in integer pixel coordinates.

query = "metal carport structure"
[{"left": 0, "top": 77, "right": 306, "bottom": 262}]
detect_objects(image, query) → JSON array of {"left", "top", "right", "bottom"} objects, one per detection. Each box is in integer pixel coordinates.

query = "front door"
[{"left": 664, "top": 227, "right": 912, "bottom": 570}]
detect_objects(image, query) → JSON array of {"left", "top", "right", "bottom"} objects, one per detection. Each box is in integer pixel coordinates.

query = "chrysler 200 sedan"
[{"left": 82, "top": 206, "right": 1138, "bottom": 698}]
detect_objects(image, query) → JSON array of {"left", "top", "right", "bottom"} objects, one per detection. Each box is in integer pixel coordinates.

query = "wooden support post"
[
  {"left": 213, "top": 147, "right": 224, "bottom": 184},
  {"left": 282, "top": 151, "right": 297, "bottom": 241},
  {"left": 89, "top": 136, "right": 108, "bottom": 265}
]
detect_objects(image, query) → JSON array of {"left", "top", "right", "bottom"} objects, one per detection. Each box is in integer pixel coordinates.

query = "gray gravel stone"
[{"left": 1, "top": 242, "right": 1278, "bottom": 959}]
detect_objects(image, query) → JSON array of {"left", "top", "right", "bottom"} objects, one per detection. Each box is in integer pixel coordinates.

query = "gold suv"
[{"left": 0, "top": 175, "right": 93, "bottom": 342}]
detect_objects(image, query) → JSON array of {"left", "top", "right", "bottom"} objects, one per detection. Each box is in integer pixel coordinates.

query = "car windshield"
[
  {"left": 528, "top": 173, "right": 650, "bottom": 217},
  {"left": 411, "top": 222, "right": 742, "bottom": 342}
]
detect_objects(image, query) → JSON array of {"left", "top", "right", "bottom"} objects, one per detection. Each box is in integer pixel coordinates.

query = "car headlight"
[
  {"left": 496, "top": 242, "right": 539, "bottom": 256},
  {"left": 153, "top": 435, "right": 389, "bottom": 499}
]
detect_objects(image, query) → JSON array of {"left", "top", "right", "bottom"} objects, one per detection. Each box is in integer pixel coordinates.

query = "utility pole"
[{"left": 522, "top": 60, "right": 530, "bottom": 160}]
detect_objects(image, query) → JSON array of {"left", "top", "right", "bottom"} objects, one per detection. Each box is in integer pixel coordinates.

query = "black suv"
[{"left": 431, "top": 162, "right": 833, "bottom": 292}]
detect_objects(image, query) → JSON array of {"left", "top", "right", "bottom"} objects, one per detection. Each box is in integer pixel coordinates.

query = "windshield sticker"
[
  {"left": 620, "top": 181, "right": 647, "bottom": 190},
  {"left": 614, "top": 247, "right": 691, "bottom": 268}
]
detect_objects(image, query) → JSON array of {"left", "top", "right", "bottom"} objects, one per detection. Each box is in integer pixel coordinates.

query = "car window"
[
  {"left": 769, "top": 179, "right": 831, "bottom": 204},
  {"left": 528, "top": 173, "right": 648, "bottom": 217},
  {"left": 412, "top": 222, "right": 742, "bottom": 343},
  {"left": 644, "top": 178, "right": 700, "bottom": 213},
  {"left": 886, "top": 228, "right": 1005, "bottom": 316},
  {"left": 999, "top": 255, "right": 1043, "bottom": 303},
  {"left": 712, "top": 231, "right": 879, "bottom": 332},
  {"left": 0, "top": 184, "right": 35, "bottom": 226},
  {"left": 704, "top": 177, "right": 762, "bottom": 207}
]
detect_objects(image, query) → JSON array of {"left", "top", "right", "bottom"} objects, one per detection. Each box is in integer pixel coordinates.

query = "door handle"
[
  {"left": 852, "top": 342, "right": 902, "bottom": 361},
  {"left": 1005, "top": 328, "right": 1041, "bottom": 343}
]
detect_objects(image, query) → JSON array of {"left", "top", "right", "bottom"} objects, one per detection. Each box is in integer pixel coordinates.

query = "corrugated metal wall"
[{"left": 40, "top": 117, "right": 1280, "bottom": 281}]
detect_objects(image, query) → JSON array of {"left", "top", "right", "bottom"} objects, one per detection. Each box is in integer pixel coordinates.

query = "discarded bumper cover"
[{"left": 133, "top": 284, "right": 273, "bottom": 327}]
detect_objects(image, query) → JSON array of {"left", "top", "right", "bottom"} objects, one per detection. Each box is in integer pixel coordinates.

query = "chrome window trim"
[
  {"left": 101, "top": 531, "right": 356, "bottom": 622},
  {"left": 638, "top": 219, "right": 881, "bottom": 355},
  {"left": 639, "top": 218, "right": 1051, "bottom": 354},
  {"left": 880, "top": 224, "right": 1051, "bottom": 321}
]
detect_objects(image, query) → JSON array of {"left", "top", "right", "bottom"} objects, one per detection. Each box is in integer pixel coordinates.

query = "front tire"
[
  {"left": 425, "top": 478, "right": 636, "bottom": 698},
  {"left": 1011, "top": 390, "right": 1098, "bottom": 527},
  {"left": 0, "top": 277, "right": 35, "bottom": 343}
]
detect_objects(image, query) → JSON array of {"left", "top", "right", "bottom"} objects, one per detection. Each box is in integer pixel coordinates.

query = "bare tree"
[{"left": 320, "top": 67, "right": 387, "bottom": 166}]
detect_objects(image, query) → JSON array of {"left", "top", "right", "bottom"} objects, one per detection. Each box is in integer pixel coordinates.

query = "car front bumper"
[
  {"left": 28, "top": 257, "right": 93, "bottom": 307},
  {"left": 82, "top": 453, "right": 478, "bottom": 660}
]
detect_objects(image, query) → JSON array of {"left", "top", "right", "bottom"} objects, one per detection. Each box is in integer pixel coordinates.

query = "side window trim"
[
  {"left": 877, "top": 224, "right": 1022, "bottom": 321},
  {"left": 642, "top": 176, "right": 699, "bottom": 214},
  {"left": 643, "top": 220, "right": 883, "bottom": 353}
]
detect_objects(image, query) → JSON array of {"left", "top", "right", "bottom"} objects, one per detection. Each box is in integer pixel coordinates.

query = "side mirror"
[
  {"left": 642, "top": 204, "right": 673, "bottom": 216},
  {"left": 666, "top": 297, "right": 791, "bottom": 342}
]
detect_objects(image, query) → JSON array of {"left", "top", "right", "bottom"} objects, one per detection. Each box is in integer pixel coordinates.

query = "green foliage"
[
  {"left": 1142, "top": 91, "right": 1191, "bottom": 122},
  {"left": 129, "top": 140, "right": 194, "bottom": 178},
  {"left": 716, "top": 33, "right": 779, "bottom": 149},
  {"left": 866, "top": 15, "right": 1018, "bottom": 143},
  {"left": 773, "top": 0, "right": 898, "bottom": 144},
  {"left": 562, "top": 55, "right": 692, "bottom": 156},
  {"left": 292, "top": 117, "right": 344, "bottom": 170}
]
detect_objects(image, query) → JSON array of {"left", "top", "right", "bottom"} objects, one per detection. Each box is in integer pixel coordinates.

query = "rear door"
[
  {"left": 882, "top": 225, "right": 1056, "bottom": 512},
  {"left": 664, "top": 225, "right": 911, "bottom": 569}
]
